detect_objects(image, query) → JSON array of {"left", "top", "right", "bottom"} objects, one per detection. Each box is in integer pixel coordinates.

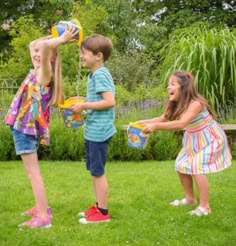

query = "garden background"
[
  {"left": 0, "top": 0, "right": 235, "bottom": 160},
  {"left": 0, "top": 1, "right": 236, "bottom": 245}
]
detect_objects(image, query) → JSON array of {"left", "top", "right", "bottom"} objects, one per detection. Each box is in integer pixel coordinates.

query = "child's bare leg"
[
  {"left": 93, "top": 174, "right": 108, "bottom": 209},
  {"left": 21, "top": 153, "right": 48, "bottom": 218},
  {"left": 178, "top": 172, "right": 197, "bottom": 203},
  {"left": 193, "top": 174, "right": 210, "bottom": 210}
]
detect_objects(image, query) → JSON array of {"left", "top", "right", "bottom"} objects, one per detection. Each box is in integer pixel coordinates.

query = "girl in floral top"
[{"left": 4, "top": 27, "right": 77, "bottom": 228}]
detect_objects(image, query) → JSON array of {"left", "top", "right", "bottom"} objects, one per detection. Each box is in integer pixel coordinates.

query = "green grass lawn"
[{"left": 0, "top": 160, "right": 235, "bottom": 246}]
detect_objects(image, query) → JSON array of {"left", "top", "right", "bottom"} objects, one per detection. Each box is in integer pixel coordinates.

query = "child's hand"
[
  {"left": 135, "top": 120, "right": 145, "bottom": 125},
  {"left": 70, "top": 103, "right": 84, "bottom": 113},
  {"left": 142, "top": 123, "right": 156, "bottom": 134},
  {"left": 61, "top": 25, "right": 79, "bottom": 43}
]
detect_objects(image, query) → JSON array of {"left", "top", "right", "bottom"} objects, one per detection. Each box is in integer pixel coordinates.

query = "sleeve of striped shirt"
[{"left": 94, "top": 72, "right": 113, "bottom": 94}]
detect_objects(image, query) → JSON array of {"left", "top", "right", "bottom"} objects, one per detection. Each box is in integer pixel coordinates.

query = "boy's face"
[{"left": 80, "top": 48, "right": 102, "bottom": 70}]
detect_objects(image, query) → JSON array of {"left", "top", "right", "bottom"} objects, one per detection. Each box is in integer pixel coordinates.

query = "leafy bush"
[
  {"left": 150, "top": 131, "right": 181, "bottom": 160},
  {"left": 160, "top": 26, "right": 236, "bottom": 116},
  {"left": 108, "top": 50, "right": 160, "bottom": 91},
  {"left": 63, "top": 75, "right": 87, "bottom": 99},
  {"left": 0, "top": 16, "right": 43, "bottom": 79},
  {"left": 1, "top": 115, "right": 234, "bottom": 161},
  {"left": 0, "top": 117, "right": 182, "bottom": 161},
  {"left": 0, "top": 125, "right": 19, "bottom": 161},
  {"left": 217, "top": 98, "right": 236, "bottom": 123},
  {"left": 38, "top": 116, "right": 85, "bottom": 161}
]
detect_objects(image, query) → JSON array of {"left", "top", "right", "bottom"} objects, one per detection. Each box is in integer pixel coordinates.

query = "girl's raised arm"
[{"left": 30, "top": 27, "right": 78, "bottom": 85}]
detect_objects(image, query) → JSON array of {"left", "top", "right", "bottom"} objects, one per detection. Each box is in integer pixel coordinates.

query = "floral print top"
[{"left": 4, "top": 70, "right": 52, "bottom": 145}]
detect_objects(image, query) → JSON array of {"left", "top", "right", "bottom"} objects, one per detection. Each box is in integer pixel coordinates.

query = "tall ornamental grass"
[{"left": 160, "top": 27, "right": 236, "bottom": 115}]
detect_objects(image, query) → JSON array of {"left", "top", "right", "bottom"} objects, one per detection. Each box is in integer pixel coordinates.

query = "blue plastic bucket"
[
  {"left": 58, "top": 97, "right": 85, "bottom": 128},
  {"left": 61, "top": 108, "right": 84, "bottom": 128},
  {"left": 51, "top": 18, "right": 83, "bottom": 45},
  {"left": 127, "top": 122, "right": 149, "bottom": 149}
]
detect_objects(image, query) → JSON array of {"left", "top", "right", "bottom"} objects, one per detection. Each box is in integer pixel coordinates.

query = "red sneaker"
[
  {"left": 79, "top": 208, "right": 110, "bottom": 224},
  {"left": 78, "top": 205, "right": 97, "bottom": 217}
]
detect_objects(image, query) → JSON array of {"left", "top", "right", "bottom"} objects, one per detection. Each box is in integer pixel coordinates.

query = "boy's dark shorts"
[{"left": 85, "top": 138, "right": 111, "bottom": 176}]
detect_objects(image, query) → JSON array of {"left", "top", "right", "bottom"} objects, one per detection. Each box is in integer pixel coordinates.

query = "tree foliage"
[
  {"left": 0, "top": 15, "right": 80, "bottom": 83},
  {"left": 1, "top": 0, "right": 236, "bottom": 54},
  {"left": 130, "top": 0, "right": 236, "bottom": 58},
  {"left": 0, "top": 0, "right": 73, "bottom": 55},
  {"left": 72, "top": 0, "right": 108, "bottom": 36},
  {"left": 0, "top": 0, "right": 236, "bottom": 116},
  {"left": 0, "top": 16, "right": 43, "bottom": 78}
]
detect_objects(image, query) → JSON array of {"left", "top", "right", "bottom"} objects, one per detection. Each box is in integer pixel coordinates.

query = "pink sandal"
[{"left": 18, "top": 215, "right": 52, "bottom": 228}]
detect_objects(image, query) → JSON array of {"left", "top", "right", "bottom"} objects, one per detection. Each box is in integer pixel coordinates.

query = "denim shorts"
[
  {"left": 10, "top": 126, "right": 39, "bottom": 155},
  {"left": 85, "top": 138, "right": 111, "bottom": 176}
]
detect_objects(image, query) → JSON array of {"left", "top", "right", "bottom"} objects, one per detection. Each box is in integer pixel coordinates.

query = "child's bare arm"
[
  {"left": 136, "top": 114, "right": 167, "bottom": 125},
  {"left": 142, "top": 101, "right": 204, "bottom": 133},
  {"left": 70, "top": 91, "right": 115, "bottom": 113}
]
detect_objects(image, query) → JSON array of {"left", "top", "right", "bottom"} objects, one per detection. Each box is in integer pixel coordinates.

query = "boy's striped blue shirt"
[{"left": 85, "top": 66, "right": 116, "bottom": 142}]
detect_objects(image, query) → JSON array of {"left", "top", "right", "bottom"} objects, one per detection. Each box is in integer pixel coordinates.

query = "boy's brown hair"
[{"left": 81, "top": 34, "right": 113, "bottom": 61}]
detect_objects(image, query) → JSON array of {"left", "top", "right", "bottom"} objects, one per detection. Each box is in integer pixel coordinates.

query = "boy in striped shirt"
[{"left": 71, "top": 34, "right": 116, "bottom": 224}]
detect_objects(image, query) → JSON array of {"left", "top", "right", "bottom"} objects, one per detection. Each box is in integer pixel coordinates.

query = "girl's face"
[
  {"left": 31, "top": 46, "right": 41, "bottom": 69},
  {"left": 80, "top": 48, "right": 98, "bottom": 70},
  {"left": 167, "top": 75, "right": 181, "bottom": 101}
]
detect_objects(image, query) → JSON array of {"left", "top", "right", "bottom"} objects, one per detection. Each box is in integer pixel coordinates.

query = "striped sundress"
[{"left": 176, "top": 108, "right": 232, "bottom": 175}]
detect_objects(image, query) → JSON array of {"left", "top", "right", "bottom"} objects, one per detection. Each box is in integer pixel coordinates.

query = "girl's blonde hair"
[
  {"left": 50, "top": 47, "right": 64, "bottom": 106},
  {"left": 30, "top": 37, "right": 64, "bottom": 106},
  {"left": 164, "top": 70, "right": 216, "bottom": 120}
]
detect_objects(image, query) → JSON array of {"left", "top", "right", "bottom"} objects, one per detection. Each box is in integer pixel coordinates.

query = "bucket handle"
[
  {"left": 59, "top": 21, "right": 79, "bottom": 28},
  {"left": 126, "top": 124, "right": 130, "bottom": 137}
]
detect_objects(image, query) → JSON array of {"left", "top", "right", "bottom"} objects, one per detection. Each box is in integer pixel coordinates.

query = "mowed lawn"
[{"left": 0, "top": 160, "right": 235, "bottom": 246}]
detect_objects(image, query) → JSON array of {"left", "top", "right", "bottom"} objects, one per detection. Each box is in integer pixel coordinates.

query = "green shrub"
[
  {"left": 1, "top": 118, "right": 234, "bottom": 161},
  {"left": 0, "top": 125, "right": 19, "bottom": 161},
  {"left": 232, "top": 141, "right": 236, "bottom": 159},
  {"left": 150, "top": 131, "right": 182, "bottom": 160},
  {"left": 108, "top": 50, "right": 159, "bottom": 91},
  {"left": 38, "top": 116, "right": 85, "bottom": 161},
  {"left": 115, "top": 84, "right": 132, "bottom": 105},
  {"left": 0, "top": 118, "right": 181, "bottom": 161}
]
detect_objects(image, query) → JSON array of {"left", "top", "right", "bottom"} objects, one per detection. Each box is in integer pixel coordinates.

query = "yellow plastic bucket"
[
  {"left": 58, "top": 97, "right": 85, "bottom": 128},
  {"left": 127, "top": 122, "right": 149, "bottom": 149},
  {"left": 51, "top": 18, "right": 83, "bottom": 45}
]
